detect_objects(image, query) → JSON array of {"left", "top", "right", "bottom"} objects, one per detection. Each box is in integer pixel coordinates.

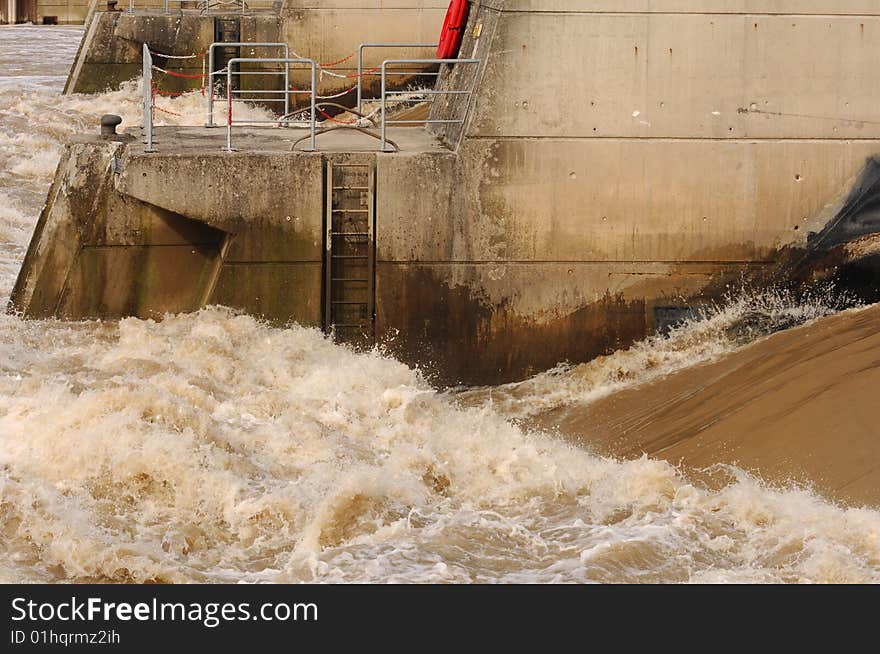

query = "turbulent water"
[{"left": 0, "top": 26, "right": 878, "bottom": 584}]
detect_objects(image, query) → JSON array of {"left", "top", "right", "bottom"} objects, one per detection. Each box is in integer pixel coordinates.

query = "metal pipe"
[
  {"left": 143, "top": 44, "right": 156, "bottom": 152},
  {"left": 225, "top": 65, "right": 233, "bottom": 151},
  {"left": 382, "top": 58, "right": 481, "bottom": 65},
  {"left": 284, "top": 52, "right": 289, "bottom": 122},
  {"left": 231, "top": 91, "right": 312, "bottom": 95},
  {"left": 206, "top": 45, "right": 215, "bottom": 127},
  {"left": 230, "top": 89, "right": 297, "bottom": 95},
  {"left": 380, "top": 63, "right": 387, "bottom": 151},
  {"left": 380, "top": 71, "right": 441, "bottom": 76},
  {"left": 228, "top": 119, "right": 312, "bottom": 124},
  {"left": 356, "top": 44, "right": 363, "bottom": 114},
  {"left": 384, "top": 89, "right": 471, "bottom": 95},
  {"left": 309, "top": 60, "right": 316, "bottom": 151}
]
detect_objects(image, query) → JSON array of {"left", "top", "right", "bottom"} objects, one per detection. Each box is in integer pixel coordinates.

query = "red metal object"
[{"left": 437, "top": 0, "right": 470, "bottom": 59}]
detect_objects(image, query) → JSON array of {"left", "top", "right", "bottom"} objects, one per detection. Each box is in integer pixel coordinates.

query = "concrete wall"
[
  {"left": 457, "top": 1, "right": 880, "bottom": 245},
  {"left": 9, "top": 137, "right": 335, "bottom": 330},
  {"left": 118, "top": 149, "right": 326, "bottom": 325},
  {"left": 368, "top": 0, "right": 880, "bottom": 380},
  {"left": 36, "top": 0, "right": 91, "bottom": 24},
  {"left": 9, "top": 138, "right": 230, "bottom": 318},
  {"left": 65, "top": 2, "right": 447, "bottom": 93},
  {"left": 67, "top": 13, "right": 233, "bottom": 93}
]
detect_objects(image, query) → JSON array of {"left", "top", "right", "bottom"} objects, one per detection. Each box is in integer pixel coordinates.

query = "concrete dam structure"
[
  {"left": 65, "top": 0, "right": 447, "bottom": 94},
  {"left": 11, "top": 0, "right": 880, "bottom": 385}
]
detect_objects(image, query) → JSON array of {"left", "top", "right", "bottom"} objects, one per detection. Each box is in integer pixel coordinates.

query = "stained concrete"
[
  {"left": 13, "top": 1, "right": 880, "bottom": 384},
  {"left": 64, "top": 2, "right": 446, "bottom": 94}
]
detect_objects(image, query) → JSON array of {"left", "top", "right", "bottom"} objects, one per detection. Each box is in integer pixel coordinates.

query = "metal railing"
[
  {"left": 141, "top": 45, "right": 480, "bottom": 154},
  {"left": 205, "top": 42, "right": 289, "bottom": 127},
  {"left": 224, "top": 57, "right": 316, "bottom": 152},
  {"left": 142, "top": 43, "right": 157, "bottom": 152},
  {"left": 380, "top": 58, "right": 480, "bottom": 151},
  {"left": 127, "top": 0, "right": 281, "bottom": 15},
  {"left": 355, "top": 43, "right": 436, "bottom": 114}
]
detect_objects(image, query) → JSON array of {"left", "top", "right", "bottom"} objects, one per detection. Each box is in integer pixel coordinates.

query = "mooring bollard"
[{"left": 100, "top": 114, "right": 123, "bottom": 139}]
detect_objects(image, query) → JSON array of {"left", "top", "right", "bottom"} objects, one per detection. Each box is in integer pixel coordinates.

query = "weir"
[{"left": 11, "top": 0, "right": 880, "bottom": 385}]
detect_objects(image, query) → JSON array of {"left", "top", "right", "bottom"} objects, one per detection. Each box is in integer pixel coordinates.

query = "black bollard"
[{"left": 100, "top": 114, "right": 123, "bottom": 139}]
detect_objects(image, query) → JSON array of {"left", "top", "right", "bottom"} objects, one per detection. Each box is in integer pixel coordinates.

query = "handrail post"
[
  {"left": 309, "top": 61, "right": 316, "bottom": 151},
  {"left": 225, "top": 63, "right": 234, "bottom": 151},
  {"left": 380, "top": 61, "right": 388, "bottom": 151},
  {"left": 284, "top": 44, "right": 290, "bottom": 122},
  {"left": 128, "top": 0, "right": 134, "bottom": 16},
  {"left": 205, "top": 44, "right": 214, "bottom": 127},
  {"left": 143, "top": 44, "right": 157, "bottom": 152},
  {"left": 356, "top": 43, "right": 365, "bottom": 115},
  {"left": 164, "top": 0, "right": 168, "bottom": 13}
]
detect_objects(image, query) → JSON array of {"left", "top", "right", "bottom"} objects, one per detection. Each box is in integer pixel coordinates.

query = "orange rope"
[
  {"left": 152, "top": 87, "right": 187, "bottom": 97},
  {"left": 152, "top": 65, "right": 210, "bottom": 80},
  {"left": 150, "top": 81, "right": 183, "bottom": 117},
  {"left": 319, "top": 52, "right": 355, "bottom": 67},
  {"left": 318, "top": 107, "right": 357, "bottom": 124},
  {"left": 153, "top": 105, "right": 182, "bottom": 117},
  {"left": 344, "top": 67, "right": 380, "bottom": 79}
]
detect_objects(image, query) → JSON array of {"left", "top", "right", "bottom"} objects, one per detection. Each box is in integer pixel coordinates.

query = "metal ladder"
[{"left": 324, "top": 160, "right": 375, "bottom": 344}]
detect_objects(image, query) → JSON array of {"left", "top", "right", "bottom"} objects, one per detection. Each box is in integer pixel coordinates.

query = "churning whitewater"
[{"left": 0, "top": 27, "right": 878, "bottom": 584}]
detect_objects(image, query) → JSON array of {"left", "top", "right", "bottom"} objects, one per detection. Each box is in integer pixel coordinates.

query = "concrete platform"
[{"left": 140, "top": 124, "right": 449, "bottom": 154}]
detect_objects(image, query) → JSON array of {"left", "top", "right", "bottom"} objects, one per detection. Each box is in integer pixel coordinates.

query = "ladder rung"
[
  {"left": 331, "top": 232, "right": 370, "bottom": 236},
  {"left": 332, "top": 186, "right": 370, "bottom": 190},
  {"left": 332, "top": 208, "right": 369, "bottom": 213},
  {"left": 331, "top": 278, "right": 368, "bottom": 282},
  {"left": 332, "top": 255, "right": 368, "bottom": 259},
  {"left": 332, "top": 300, "right": 368, "bottom": 305},
  {"left": 333, "top": 323, "right": 369, "bottom": 328}
]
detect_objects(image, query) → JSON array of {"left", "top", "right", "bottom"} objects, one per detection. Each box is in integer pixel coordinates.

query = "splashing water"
[
  {"left": 455, "top": 284, "right": 861, "bottom": 420},
  {"left": 0, "top": 26, "right": 878, "bottom": 584}
]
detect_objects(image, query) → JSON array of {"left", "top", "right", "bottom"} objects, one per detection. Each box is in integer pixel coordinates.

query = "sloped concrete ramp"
[{"left": 535, "top": 304, "right": 880, "bottom": 507}]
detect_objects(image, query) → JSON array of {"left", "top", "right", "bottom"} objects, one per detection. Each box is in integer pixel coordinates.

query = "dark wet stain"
[
  {"left": 808, "top": 156, "right": 880, "bottom": 250},
  {"left": 376, "top": 265, "right": 647, "bottom": 387}
]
